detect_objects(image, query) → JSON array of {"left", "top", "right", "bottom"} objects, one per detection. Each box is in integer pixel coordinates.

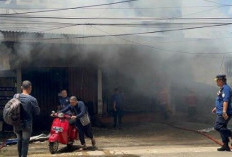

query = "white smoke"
[{"left": 1, "top": 0, "right": 232, "bottom": 116}]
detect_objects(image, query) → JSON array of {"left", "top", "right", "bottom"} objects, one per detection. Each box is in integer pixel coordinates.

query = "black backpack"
[{"left": 3, "top": 94, "right": 21, "bottom": 126}]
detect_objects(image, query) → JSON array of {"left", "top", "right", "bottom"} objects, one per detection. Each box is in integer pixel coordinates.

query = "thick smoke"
[{"left": 0, "top": 0, "right": 231, "bottom": 120}]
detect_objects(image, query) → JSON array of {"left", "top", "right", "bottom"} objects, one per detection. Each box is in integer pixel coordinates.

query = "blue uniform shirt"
[
  {"left": 59, "top": 97, "right": 69, "bottom": 109},
  {"left": 112, "top": 93, "right": 123, "bottom": 110},
  {"left": 215, "top": 84, "right": 232, "bottom": 115}
]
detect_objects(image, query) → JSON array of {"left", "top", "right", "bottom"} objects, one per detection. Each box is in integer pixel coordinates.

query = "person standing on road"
[
  {"left": 212, "top": 74, "right": 232, "bottom": 151},
  {"left": 112, "top": 88, "right": 124, "bottom": 129},
  {"left": 14, "top": 80, "right": 40, "bottom": 157}
]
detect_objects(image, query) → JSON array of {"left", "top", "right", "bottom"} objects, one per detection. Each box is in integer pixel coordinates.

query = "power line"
[
  {"left": 0, "top": 0, "right": 137, "bottom": 15},
  {"left": 0, "top": 3, "right": 229, "bottom": 39},
  {"left": 3, "top": 23, "right": 232, "bottom": 44},
  {"left": 0, "top": 6, "right": 223, "bottom": 10},
  {"left": 17, "top": 23, "right": 232, "bottom": 40},
  {"left": 2, "top": 21, "right": 232, "bottom": 26},
  {"left": 91, "top": 25, "right": 232, "bottom": 55},
  {"left": 1, "top": 18, "right": 232, "bottom": 33},
  {"left": 1, "top": 22, "right": 232, "bottom": 35},
  {"left": 47, "top": 23, "right": 232, "bottom": 39},
  {"left": 2, "top": 16, "right": 232, "bottom": 20},
  {"left": 0, "top": 7, "right": 225, "bottom": 33},
  {"left": 159, "top": 5, "right": 228, "bottom": 28},
  {"left": 202, "top": 0, "right": 231, "bottom": 6},
  {"left": 179, "top": 5, "right": 227, "bottom": 18},
  {"left": 0, "top": 5, "right": 229, "bottom": 29},
  {"left": 1, "top": 25, "right": 232, "bottom": 56},
  {"left": 149, "top": 36, "right": 232, "bottom": 44},
  {"left": 0, "top": 2, "right": 228, "bottom": 24},
  {"left": 3, "top": 16, "right": 232, "bottom": 31}
]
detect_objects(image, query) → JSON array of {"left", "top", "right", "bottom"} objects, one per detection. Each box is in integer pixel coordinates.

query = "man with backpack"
[{"left": 13, "top": 80, "right": 40, "bottom": 157}]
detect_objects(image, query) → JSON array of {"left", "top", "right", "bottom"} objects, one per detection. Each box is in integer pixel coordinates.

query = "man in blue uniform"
[
  {"left": 212, "top": 74, "right": 232, "bottom": 151},
  {"left": 112, "top": 88, "right": 124, "bottom": 129},
  {"left": 58, "top": 89, "right": 69, "bottom": 111}
]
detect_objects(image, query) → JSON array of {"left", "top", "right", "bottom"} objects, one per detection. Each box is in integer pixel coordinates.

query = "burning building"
[{"left": 0, "top": 0, "right": 231, "bottom": 131}]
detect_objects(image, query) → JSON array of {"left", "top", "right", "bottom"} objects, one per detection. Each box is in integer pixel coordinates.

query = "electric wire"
[{"left": 0, "top": 0, "right": 137, "bottom": 15}]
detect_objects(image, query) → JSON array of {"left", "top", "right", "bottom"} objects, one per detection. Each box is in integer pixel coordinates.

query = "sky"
[{"left": 0, "top": 0, "right": 231, "bottom": 36}]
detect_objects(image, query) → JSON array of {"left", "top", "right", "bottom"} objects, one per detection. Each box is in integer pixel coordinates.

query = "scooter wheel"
[{"left": 49, "top": 142, "right": 59, "bottom": 154}]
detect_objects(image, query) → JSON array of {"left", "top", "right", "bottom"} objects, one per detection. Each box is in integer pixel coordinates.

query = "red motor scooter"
[{"left": 48, "top": 111, "right": 78, "bottom": 154}]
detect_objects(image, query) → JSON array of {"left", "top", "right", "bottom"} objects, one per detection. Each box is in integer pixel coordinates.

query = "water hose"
[{"left": 166, "top": 123, "right": 232, "bottom": 149}]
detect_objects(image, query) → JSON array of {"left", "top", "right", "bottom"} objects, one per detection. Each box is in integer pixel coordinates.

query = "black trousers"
[
  {"left": 214, "top": 115, "right": 232, "bottom": 144},
  {"left": 76, "top": 121, "right": 93, "bottom": 145},
  {"left": 113, "top": 109, "right": 123, "bottom": 128}
]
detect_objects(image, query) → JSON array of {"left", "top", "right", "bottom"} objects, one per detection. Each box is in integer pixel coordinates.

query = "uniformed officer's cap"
[{"left": 215, "top": 74, "right": 226, "bottom": 81}]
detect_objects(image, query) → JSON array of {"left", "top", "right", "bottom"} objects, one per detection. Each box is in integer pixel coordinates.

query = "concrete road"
[
  {"left": 24, "top": 145, "right": 232, "bottom": 157},
  {"left": 1, "top": 122, "right": 231, "bottom": 157}
]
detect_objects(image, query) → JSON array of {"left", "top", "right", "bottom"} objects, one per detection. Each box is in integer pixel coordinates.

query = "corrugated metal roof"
[
  {"left": 0, "top": 29, "right": 145, "bottom": 45},
  {"left": 0, "top": 29, "right": 75, "bottom": 37}
]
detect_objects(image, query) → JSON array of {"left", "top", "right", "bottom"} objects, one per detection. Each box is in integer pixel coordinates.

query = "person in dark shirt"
[
  {"left": 60, "top": 96, "right": 96, "bottom": 150},
  {"left": 14, "top": 80, "right": 40, "bottom": 157},
  {"left": 111, "top": 88, "right": 123, "bottom": 129},
  {"left": 58, "top": 89, "right": 69, "bottom": 111}
]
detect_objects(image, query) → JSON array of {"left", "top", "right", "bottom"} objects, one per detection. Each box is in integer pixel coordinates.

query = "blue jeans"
[
  {"left": 14, "top": 121, "right": 32, "bottom": 157},
  {"left": 214, "top": 115, "right": 232, "bottom": 144}
]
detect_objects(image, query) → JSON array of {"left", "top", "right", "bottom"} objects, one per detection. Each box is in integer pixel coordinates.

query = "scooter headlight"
[
  {"left": 52, "top": 126, "right": 63, "bottom": 133},
  {"left": 58, "top": 112, "right": 64, "bottom": 118}
]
